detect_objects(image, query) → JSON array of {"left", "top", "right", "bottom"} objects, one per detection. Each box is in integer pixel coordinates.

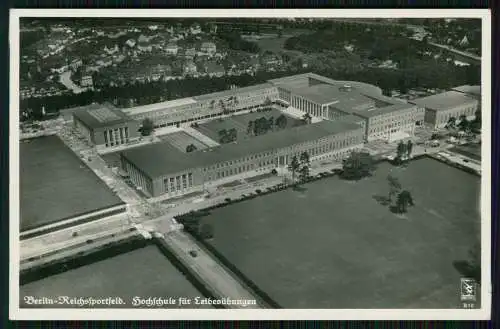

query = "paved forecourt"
[{"left": 199, "top": 158, "right": 481, "bottom": 308}]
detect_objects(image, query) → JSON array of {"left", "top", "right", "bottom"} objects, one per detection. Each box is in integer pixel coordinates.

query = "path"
[{"left": 184, "top": 126, "right": 220, "bottom": 147}]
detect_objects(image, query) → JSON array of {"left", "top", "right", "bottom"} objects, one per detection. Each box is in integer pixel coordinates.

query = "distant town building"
[
  {"left": 205, "top": 62, "right": 225, "bottom": 77},
  {"left": 69, "top": 58, "right": 83, "bottom": 71},
  {"left": 185, "top": 47, "right": 196, "bottom": 59},
  {"left": 190, "top": 23, "right": 202, "bottom": 35},
  {"left": 137, "top": 41, "right": 153, "bottom": 52},
  {"left": 165, "top": 43, "right": 179, "bottom": 55},
  {"left": 80, "top": 74, "right": 93, "bottom": 87},
  {"left": 200, "top": 42, "right": 216, "bottom": 55},
  {"left": 104, "top": 44, "right": 119, "bottom": 55},
  {"left": 183, "top": 61, "right": 197, "bottom": 75},
  {"left": 125, "top": 39, "right": 136, "bottom": 48}
]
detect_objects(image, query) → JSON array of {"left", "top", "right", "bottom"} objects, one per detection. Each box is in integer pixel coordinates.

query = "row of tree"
[
  {"left": 246, "top": 114, "right": 288, "bottom": 136},
  {"left": 287, "top": 152, "right": 311, "bottom": 183},
  {"left": 218, "top": 128, "right": 238, "bottom": 144},
  {"left": 387, "top": 174, "right": 415, "bottom": 214},
  {"left": 446, "top": 113, "right": 481, "bottom": 132}
]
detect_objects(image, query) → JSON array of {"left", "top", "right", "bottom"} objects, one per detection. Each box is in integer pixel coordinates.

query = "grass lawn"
[
  {"left": 200, "top": 158, "right": 481, "bottom": 308},
  {"left": 158, "top": 131, "right": 208, "bottom": 153},
  {"left": 20, "top": 245, "right": 212, "bottom": 309},
  {"left": 195, "top": 108, "right": 303, "bottom": 143},
  {"left": 450, "top": 144, "right": 481, "bottom": 161},
  {"left": 20, "top": 136, "right": 124, "bottom": 232}
]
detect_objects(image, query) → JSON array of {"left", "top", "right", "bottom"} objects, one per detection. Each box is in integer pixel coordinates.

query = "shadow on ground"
[{"left": 453, "top": 260, "right": 481, "bottom": 283}]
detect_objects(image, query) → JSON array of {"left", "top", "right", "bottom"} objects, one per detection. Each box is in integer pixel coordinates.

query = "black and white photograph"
[{"left": 9, "top": 9, "right": 491, "bottom": 320}]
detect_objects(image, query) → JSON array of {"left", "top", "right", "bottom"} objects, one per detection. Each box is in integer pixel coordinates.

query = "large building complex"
[
  {"left": 269, "top": 73, "right": 425, "bottom": 142},
  {"left": 72, "top": 103, "right": 140, "bottom": 150},
  {"left": 65, "top": 73, "right": 483, "bottom": 199},
  {"left": 120, "top": 120, "right": 364, "bottom": 197},
  {"left": 409, "top": 90, "right": 479, "bottom": 129},
  {"left": 121, "top": 83, "right": 279, "bottom": 128}
]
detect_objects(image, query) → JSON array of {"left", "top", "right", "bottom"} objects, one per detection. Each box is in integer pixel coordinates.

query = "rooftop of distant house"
[{"left": 120, "top": 120, "right": 363, "bottom": 179}]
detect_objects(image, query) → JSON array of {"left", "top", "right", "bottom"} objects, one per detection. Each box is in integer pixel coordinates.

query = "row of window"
[{"left": 162, "top": 173, "right": 194, "bottom": 193}]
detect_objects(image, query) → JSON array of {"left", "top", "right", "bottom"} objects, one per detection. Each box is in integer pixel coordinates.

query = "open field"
[
  {"left": 20, "top": 245, "right": 212, "bottom": 309},
  {"left": 200, "top": 158, "right": 481, "bottom": 308},
  {"left": 20, "top": 136, "right": 124, "bottom": 232},
  {"left": 195, "top": 109, "right": 303, "bottom": 144},
  {"left": 158, "top": 131, "right": 209, "bottom": 153}
]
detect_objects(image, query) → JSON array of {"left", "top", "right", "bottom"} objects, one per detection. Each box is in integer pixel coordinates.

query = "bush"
[
  {"left": 271, "top": 169, "right": 278, "bottom": 175},
  {"left": 224, "top": 198, "right": 231, "bottom": 203},
  {"left": 86, "top": 239, "right": 93, "bottom": 244},
  {"left": 72, "top": 232, "right": 78, "bottom": 238},
  {"left": 256, "top": 189, "right": 262, "bottom": 194}
]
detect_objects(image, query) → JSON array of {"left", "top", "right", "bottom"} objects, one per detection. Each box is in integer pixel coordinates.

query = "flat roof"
[
  {"left": 121, "top": 120, "right": 362, "bottom": 179},
  {"left": 451, "top": 85, "right": 481, "bottom": 97},
  {"left": 353, "top": 102, "right": 417, "bottom": 118},
  {"left": 192, "top": 83, "right": 274, "bottom": 102},
  {"left": 269, "top": 72, "right": 383, "bottom": 97},
  {"left": 20, "top": 135, "right": 124, "bottom": 232},
  {"left": 122, "top": 97, "right": 198, "bottom": 116},
  {"left": 409, "top": 91, "right": 478, "bottom": 111},
  {"left": 73, "top": 105, "right": 130, "bottom": 129}
]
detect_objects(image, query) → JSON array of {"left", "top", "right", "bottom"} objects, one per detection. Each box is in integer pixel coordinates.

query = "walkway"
[{"left": 184, "top": 126, "right": 220, "bottom": 147}]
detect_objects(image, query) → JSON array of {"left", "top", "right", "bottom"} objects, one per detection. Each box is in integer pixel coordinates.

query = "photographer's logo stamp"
[{"left": 460, "top": 278, "right": 477, "bottom": 302}]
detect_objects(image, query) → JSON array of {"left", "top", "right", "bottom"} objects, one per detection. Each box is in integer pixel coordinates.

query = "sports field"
[
  {"left": 200, "top": 158, "right": 481, "bottom": 308},
  {"left": 20, "top": 136, "right": 124, "bottom": 232},
  {"left": 195, "top": 109, "right": 303, "bottom": 143},
  {"left": 158, "top": 131, "right": 208, "bottom": 152},
  {"left": 20, "top": 245, "right": 213, "bottom": 309}
]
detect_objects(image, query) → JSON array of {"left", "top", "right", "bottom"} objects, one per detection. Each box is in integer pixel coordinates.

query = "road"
[
  {"left": 59, "top": 71, "right": 85, "bottom": 94},
  {"left": 159, "top": 230, "right": 265, "bottom": 309}
]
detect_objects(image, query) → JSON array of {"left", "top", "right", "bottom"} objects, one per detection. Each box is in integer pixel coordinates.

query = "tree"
[
  {"left": 458, "top": 114, "right": 471, "bottom": 132},
  {"left": 268, "top": 116, "right": 275, "bottom": 130},
  {"left": 186, "top": 144, "right": 197, "bottom": 153},
  {"left": 247, "top": 120, "right": 254, "bottom": 135},
  {"left": 446, "top": 116, "right": 457, "bottom": 129},
  {"left": 263, "top": 96, "right": 273, "bottom": 108},
  {"left": 298, "top": 151, "right": 311, "bottom": 182},
  {"left": 396, "top": 141, "right": 408, "bottom": 160},
  {"left": 299, "top": 164, "right": 310, "bottom": 182},
  {"left": 302, "top": 112, "right": 312, "bottom": 124},
  {"left": 288, "top": 156, "right": 300, "bottom": 183},
  {"left": 406, "top": 140, "right": 413, "bottom": 158},
  {"left": 140, "top": 118, "right": 154, "bottom": 136},
  {"left": 228, "top": 128, "right": 237, "bottom": 142},
  {"left": 341, "top": 151, "right": 376, "bottom": 180},
  {"left": 387, "top": 174, "right": 402, "bottom": 202},
  {"left": 396, "top": 190, "right": 414, "bottom": 214},
  {"left": 275, "top": 114, "right": 288, "bottom": 129}
]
